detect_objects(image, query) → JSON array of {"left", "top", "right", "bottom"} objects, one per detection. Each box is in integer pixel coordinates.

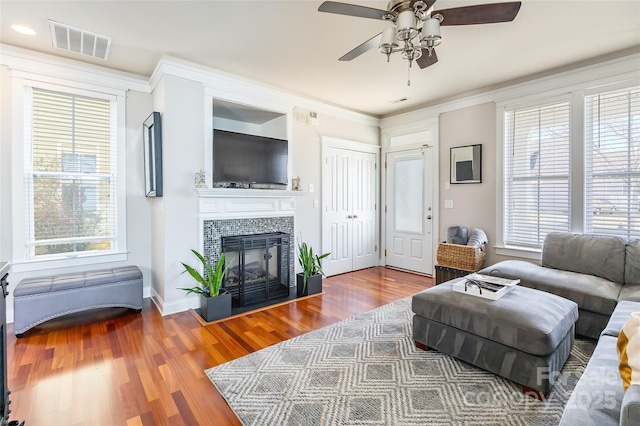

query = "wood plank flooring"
[{"left": 6, "top": 267, "right": 432, "bottom": 425}]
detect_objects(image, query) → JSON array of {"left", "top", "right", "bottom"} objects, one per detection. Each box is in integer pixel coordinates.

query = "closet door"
[
  {"left": 323, "top": 147, "right": 353, "bottom": 276},
  {"left": 351, "top": 150, "right": 377, "bottom": 271},
  {"left": 322, "top": 145, "right": 378, "bottom": 276}
]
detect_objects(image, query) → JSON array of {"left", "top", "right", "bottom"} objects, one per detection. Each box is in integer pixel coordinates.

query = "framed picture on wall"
[
  {"left": 143, "top": 111, "right": 163, "bottom": 197},
  {"left": 450, "top": 144, "right": 482, "bottom": 184}
]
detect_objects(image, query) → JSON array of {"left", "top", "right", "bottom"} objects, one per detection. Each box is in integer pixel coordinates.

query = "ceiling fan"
[{"left": 318, "top": 0, "right": 522, "bottom": 85}]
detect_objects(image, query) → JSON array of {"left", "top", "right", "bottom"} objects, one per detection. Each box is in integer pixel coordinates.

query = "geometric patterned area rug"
[{"left": 206, "top": 297, "right": 595, "bottom": 426}]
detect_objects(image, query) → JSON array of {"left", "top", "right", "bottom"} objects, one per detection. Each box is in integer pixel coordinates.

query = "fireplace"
[
  {"left": 196, "top": 189, "right": 300, "bottom": 312},
  {"left": 222, "top": 232, "right": 290, "bottom": 307}
]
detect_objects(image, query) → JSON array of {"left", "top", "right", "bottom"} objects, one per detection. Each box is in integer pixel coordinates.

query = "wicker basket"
[{"left": 436, "top": 242, "right": 486, "bottom": 271}]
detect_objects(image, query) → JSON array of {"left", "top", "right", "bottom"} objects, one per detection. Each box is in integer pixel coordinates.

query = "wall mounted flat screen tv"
[{"left": 213, "top": 129, "right": 288, "bottom": 187}]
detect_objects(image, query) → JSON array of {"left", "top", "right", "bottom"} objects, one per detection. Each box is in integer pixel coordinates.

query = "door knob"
[
  {"left": 347, "top": 215, "right": 353, "bottom": 219},
  {"left": 353, "top": 215, "right": 358, "bottom": 219},
  {"left": 426, "top": 215, "right": 432, "bottom": 220}
]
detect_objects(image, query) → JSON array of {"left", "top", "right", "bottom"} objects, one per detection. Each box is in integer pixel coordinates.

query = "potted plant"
[
  {"left": 179, "top": 249, "right": 232, "bottom": 322},
  {"left": 297, "top": 241, "right": 330, "bottom": 297}
]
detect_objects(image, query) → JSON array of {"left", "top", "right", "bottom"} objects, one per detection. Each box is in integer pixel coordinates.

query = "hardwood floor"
[{"left": 7, "top": 267, "right": 432, "bottom": 425}]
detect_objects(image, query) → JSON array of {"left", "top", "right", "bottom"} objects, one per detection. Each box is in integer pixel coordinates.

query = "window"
[
  {"left": 501, "top": 85, "right": 640, "bottom": 252},
  {"left": 585, "top": 88, "right": 640, "bottom": 239},
  {"left": 504, "top": 100, "right": 571, "bottom": 248},
  {"left": 24, "top": 87, "right": 118, "bottom": 259}
]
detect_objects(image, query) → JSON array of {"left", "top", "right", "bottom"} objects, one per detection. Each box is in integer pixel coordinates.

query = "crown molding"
[
  {"left": 150, "top": 55, "right": 381, "bottom": 128},
  {"left": 0, "top": 45, "right": 380, "bottom": 127},
  {"left": 0, "top": 44, "right": 150, "bottom": 93},
  {"left": 381, "top": 52, "right": 640, "bottom": 129}
]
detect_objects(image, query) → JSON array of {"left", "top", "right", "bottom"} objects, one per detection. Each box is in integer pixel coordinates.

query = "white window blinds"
[
  {"left": 25, "top": 87, "right": 117, "bottom": 258},
  {"left": 504, "top": 101, "right": 571, "bottom": 248},
  {"left": 585, "top": 88, "right": 640, "bottom": 239}
]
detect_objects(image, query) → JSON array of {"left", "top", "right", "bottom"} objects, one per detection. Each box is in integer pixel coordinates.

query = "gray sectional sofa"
[{"left": 480, "top": 232, "right": 640, "bottom": 426}]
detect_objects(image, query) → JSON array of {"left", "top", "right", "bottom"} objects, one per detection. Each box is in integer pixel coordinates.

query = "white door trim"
[{"left": 322, "top": 136, "right": 381, "bottom": 154}]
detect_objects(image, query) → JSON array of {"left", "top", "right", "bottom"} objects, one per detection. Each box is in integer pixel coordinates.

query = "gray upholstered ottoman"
[
  {"left": 14, "top": 265, "right": 143, "bottom": 336},
  {"left": 412, "top": 279, "right": 578, "bottom": 396}
]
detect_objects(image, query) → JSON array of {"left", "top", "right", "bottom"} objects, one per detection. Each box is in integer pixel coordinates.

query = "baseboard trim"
[{"left": 150, "top": 287, "right": 199, "bottom": 316}]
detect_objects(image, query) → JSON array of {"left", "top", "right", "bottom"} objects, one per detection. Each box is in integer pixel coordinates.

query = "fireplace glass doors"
[{"left": 221, "top": 232, "right": 290, "bottom": 307}]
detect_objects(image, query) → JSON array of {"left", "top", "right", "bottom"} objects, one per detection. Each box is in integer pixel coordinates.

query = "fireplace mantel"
[{"left": 195, "top": 188, "right": 303, "bottom": 220}]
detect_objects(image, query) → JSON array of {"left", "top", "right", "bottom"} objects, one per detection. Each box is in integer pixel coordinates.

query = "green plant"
[
  {"left": 297, "top": 241, "right": 330, "bottom": 293},
  {"left": 179, "top": 250, "right": 231, "bottom": 298}
]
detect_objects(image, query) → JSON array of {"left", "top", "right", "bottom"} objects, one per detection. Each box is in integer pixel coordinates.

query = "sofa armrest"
[{"left": 620, "top": 384, "right": 640, "bottom": 426}]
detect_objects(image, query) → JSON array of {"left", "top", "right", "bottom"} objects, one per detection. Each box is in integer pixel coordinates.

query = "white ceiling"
[{"left": 1, "top": 1, "right": 639, "bottom": 117}]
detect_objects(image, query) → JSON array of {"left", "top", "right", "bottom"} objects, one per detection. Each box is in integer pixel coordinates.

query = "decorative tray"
[{"left": 452, "top": 273, "right": 520, "bottom": 300}]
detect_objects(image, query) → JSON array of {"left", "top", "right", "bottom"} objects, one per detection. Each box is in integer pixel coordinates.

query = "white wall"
[
  {"left": 150, "top": 76, "right": 166, "bottom": 304},
  {"left": 438, "top": 102, "right": 499, "bottom": 265},
  {"left": 0, "top": 66, "right": 12, "bottom": 261},
  {"left": 124, "top": 90, "right": 154, "bottom": 299},
  {"left": 149, "top": 74, "right": 203, "bottom": 314}
]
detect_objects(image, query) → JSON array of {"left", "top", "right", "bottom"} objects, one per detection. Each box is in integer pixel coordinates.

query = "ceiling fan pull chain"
[{"left": 407, "top": 65, "right": 411, "bottom": 87}]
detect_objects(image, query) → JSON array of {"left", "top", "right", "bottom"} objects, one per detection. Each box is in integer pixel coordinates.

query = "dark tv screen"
[{"left": 213, "top": 129, "right": 288, "bottom": 185}]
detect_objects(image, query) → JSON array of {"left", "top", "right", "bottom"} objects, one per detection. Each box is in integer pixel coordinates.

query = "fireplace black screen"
[{"left": 222, "top": 232, "right": 290, "bottom": 307}]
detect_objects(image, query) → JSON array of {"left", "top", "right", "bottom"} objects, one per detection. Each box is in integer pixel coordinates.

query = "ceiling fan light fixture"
[
  {"left": 421, "top": 17, "right": 441, "bottom": 45},
  {"left": 420, "top": 18, "right": 442, "bottom": 41},
  {"left": 396, "top": 10, "right": 418, "bottom": 41},
  {"left": 401, "top": 47, "right": 422, "bottom": 62},
  {"left": 379, "top": 27, "right": 398, "bottom": 56},
  {"left": 318, "top": 0, "right": 522, "bottom": 84}
]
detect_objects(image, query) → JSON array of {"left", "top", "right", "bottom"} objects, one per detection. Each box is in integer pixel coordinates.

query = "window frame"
[
  {"left": 502, "top": 95, "right": 573, "bottom": 249},
  {"left": 497, "top": 81, "right": 639, "bottom": 259},
  {"left": 583, "top": 86, "right": 640, "bottom": 239},
  {"left": 11, "top": 75, "right": 127, "bottom": 272}
]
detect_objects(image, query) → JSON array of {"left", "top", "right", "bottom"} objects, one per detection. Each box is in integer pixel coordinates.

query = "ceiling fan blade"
[
  {"left": 318, "top": 1, "right": 389, "bottom": 20},
  {"left": 435, "top": 2, "right": 521, "bottom": 26},
  {"left": 339, "top": 32, "right": 382, "bottom": 61},
  {"left": 417, "top": 49, "right": 438, "bottom": 69}
]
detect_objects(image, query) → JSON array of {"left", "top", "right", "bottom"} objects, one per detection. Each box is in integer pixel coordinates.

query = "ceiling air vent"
[{"left": 48, "top": 20, "right": 112, "bottom": 60}]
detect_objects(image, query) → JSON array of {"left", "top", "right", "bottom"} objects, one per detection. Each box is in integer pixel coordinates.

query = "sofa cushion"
[
  {"left": 625, "top": 239, "right": 640, "bottom": 286},
  {"left": 480, "top": 260, "right": 622, "bottom": 316},
  {"left": 618, "top": 312, "right": 640, "bottom": 391},
  {"left": 412, "top": 280, "right": 578, "bottom": 357},
  {"left": 559, "top": 335, "right": 625, "bottom": 426},
  {"left": 542, "top": 232, "right": 627, "bottom": 285},
  {"left": 601, "top": 301, "right": 640, "bottom": 338},
  {"left": 621, "top": 385, "right": 640, "bottom": 426},
  {"left": 619, "top": 284, "right": 640, "bottom": 302}
]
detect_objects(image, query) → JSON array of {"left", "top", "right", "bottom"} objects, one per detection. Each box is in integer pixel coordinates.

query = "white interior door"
[
  {"left": 385, "top": 149, "right": 434, "bottom": 274},
  {"left": 322, "top": 145, "right": 378, "bottom": 276},
  {"left": 323, "top": 147, "right": 352, "bottom": 276},
  {"left": 351, "top": 151, "right": 377, "bottom": 271}
]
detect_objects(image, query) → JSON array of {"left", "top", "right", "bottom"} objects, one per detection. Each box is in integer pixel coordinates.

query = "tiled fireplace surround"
[{"left": 196, "top": 188, "right": 300, "bottom": 288}]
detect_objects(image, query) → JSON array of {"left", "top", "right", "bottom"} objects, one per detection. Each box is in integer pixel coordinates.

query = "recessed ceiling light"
[{"left": 11, "top": 25, "right": 36, "bottom": 36}]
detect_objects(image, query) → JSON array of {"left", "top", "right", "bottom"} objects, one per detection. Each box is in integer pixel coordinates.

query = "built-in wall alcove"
[
  {"left": 210, "top": 99, "right": 291, "bottom": 190},
  {"left": 213, "top": 99, "right": 287, "bottom": 140}
]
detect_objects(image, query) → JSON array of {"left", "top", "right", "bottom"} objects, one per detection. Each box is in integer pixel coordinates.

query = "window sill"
[
  {"left": 495, "top": 246, "right": 541, "bottom": 261},
  {"left": 10, "top": 252, "right": 129, "bottom": 273}
]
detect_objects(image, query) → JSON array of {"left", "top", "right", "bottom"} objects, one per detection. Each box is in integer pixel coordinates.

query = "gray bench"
[{"left": 14, "top": 265, "right": 143, "bottom": 336}]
